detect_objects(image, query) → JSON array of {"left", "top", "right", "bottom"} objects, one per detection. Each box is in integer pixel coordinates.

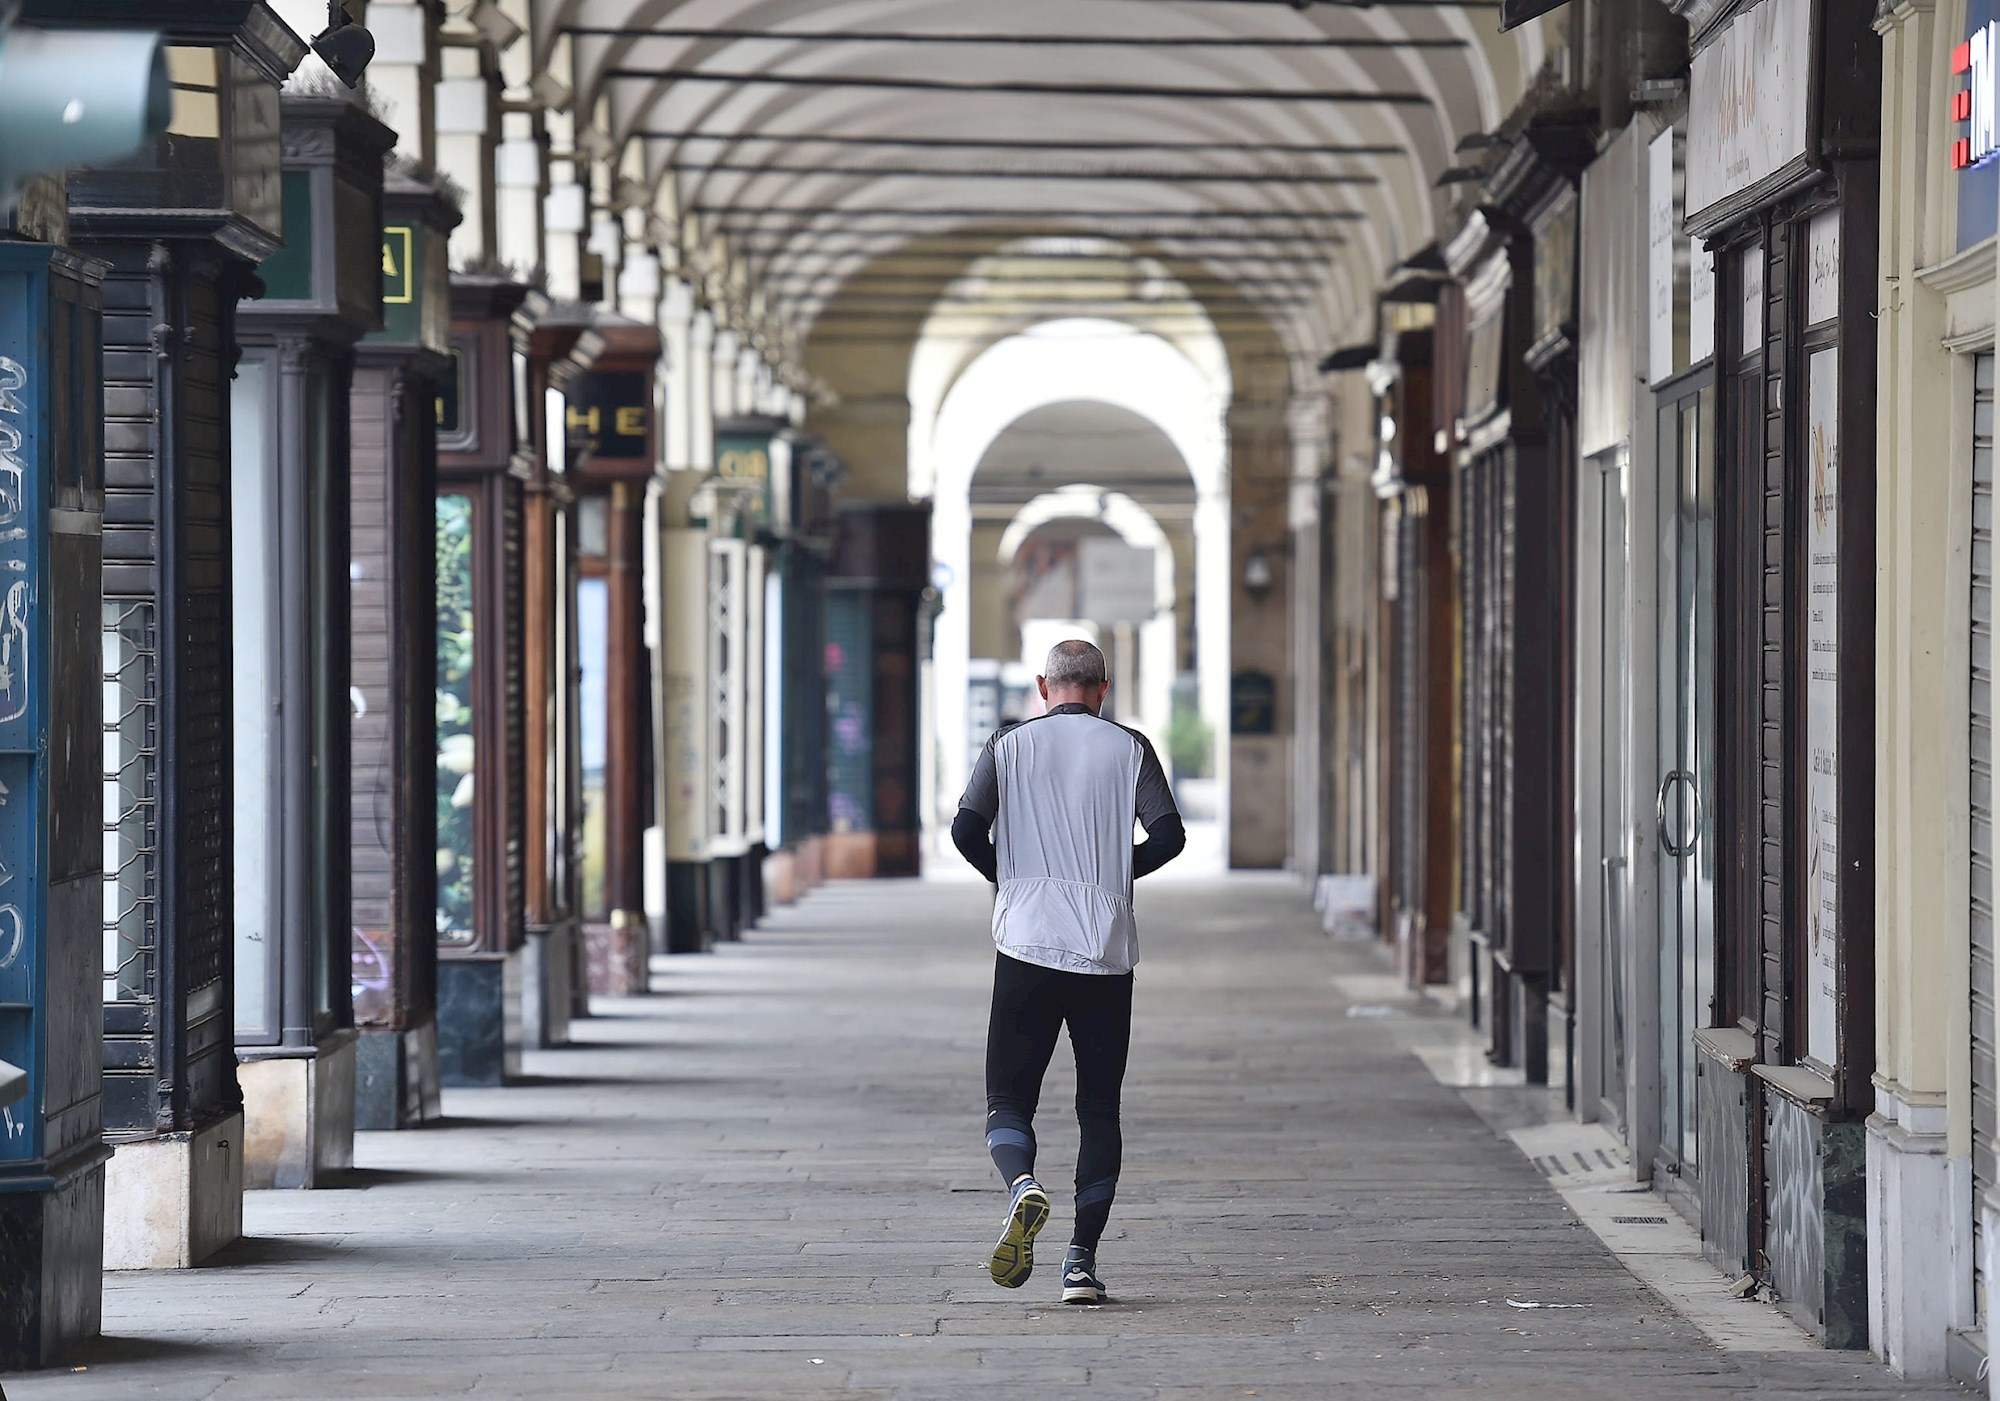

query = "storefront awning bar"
[
  {"left": 603, "top": 69, "right": 1433, "bottom": 106},
  {"left": 1062, "top": 0, "right": 1497, "bottom": 8},
  {"left": 765, "top": 273, "right": 1330, "bottom": 291},
  {"left": 704, "top": 207, "right": 1367, "bottom": 224},
  {"left": 638, "top": 132, "right": 1409, "bottom": 158},
  {"left": 787, "top": 296, "right": 1319, "bottom": 311},
  {"left": 674, "top": 162, "right": 1379, "bottom": 186},
  {"left": 752, "top": 246, "right": 1343, "bottom": 265},
  {"left": 572, "top": 26, "right": 1469, "bottom": 49},
  {"left": 738, "top": 237, "right": 1348, "bottom": 259}
]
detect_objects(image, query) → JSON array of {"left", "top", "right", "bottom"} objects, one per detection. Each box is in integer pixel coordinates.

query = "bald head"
[{"left": 1039, "top": 639, "right": 1110, "bottom": 713}]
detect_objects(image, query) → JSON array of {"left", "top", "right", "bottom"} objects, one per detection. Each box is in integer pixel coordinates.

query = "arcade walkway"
[{"left": 6, "top": 879, "right": 1960, "bottom": 1400}]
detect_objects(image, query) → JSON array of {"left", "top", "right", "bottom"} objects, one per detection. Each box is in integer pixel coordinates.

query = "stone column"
[
  {"left": 435, "top": 26, "right": 499, "bottom": 268},
  {"left": 361, "top": 0, "right": 441, "bottom": 168},
  {"left": 1227, "top": 396, "right": 1293, "bottom": 869},
  {"left": 1867, "top": 0, "right": 1965, "bottom": 1377}
]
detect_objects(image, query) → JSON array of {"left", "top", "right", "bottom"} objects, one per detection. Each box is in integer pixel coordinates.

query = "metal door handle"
[{"left": 1656, "top": 769, "right": 1698, "bottom": 858}]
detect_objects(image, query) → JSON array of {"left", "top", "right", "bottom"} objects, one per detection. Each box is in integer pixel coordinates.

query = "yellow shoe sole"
[{"left": 987, "top": 1184, "right": 1051, "bottom": 1289}]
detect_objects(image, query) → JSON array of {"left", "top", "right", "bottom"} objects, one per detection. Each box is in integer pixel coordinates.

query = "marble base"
[
  {"left": 103, "top": 1111, "right": 243, "bottom": 1270},
  {"left": 354, "top": 1020, "right": 442, "bottom": 1131},
  {"left": 666, "top": 861, "right": 712, "bottom": 954},
  {"left": 1982, "top": 1189, "right": 2000, "bottom": 1399},
  {"left": 798, "top": 836, "right": 825, "bottom": 892},
  {"left": 586, "top": 912, "right": 648, "bottom": 998},
  {"left": 1867, "top": 1087, "right": 1961, "bottom": 1376},
  {"left": 1765, "top": 1087, "right": 1868, "bottom": 1348},
  {"left": 238, "top": 1031, "right": 358, "bottom": 1189},
  {"left": 740, "top": 844, "right": 767, "bottom": 928},
  {"left": 765, "top": 848, "right": 798, "bottom": 907},
  {"left": 825, "top": 832, "right": 876, "bottom": 880},
  {"left": 707, "top": 859, "right": 740, "bottom": 943},
  {"left": 438, "top": 954, "right": 522, "bottom": 1089},
  {"left": 1695, "top": 1033, "right": 1754, "bottom": 1278},
  {"left": 0, "top": 1148, "right": 105, "bottom": 1369},
  {"left": 523, "top": 920, "right": 574, "bottom": 1050}
]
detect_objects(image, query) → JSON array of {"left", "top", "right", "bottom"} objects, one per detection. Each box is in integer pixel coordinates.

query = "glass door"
[{"left": 1655, "top": 382, "right": 1717, "bottom": 1176}]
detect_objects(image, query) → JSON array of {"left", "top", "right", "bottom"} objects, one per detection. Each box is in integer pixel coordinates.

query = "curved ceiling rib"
[{"left": 538, "top": 0, "right": 1537, "bottom": 351}]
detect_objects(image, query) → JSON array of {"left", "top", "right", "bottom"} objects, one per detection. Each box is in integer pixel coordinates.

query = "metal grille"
[
  {"left": 101, "top": 598, "right": 157, "bottom": 1004},
  {"left": 1973, "top": 350, "right": 1995, "bottom": 1325}
]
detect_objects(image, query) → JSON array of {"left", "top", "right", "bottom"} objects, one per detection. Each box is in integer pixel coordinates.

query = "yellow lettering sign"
[
  {"left": 615, "top": 406, "right": 645, "bottom": 437},
  {"left": 719, "top": 448, "right": 768, "bottom": 480},
  {"left": 567, "top": 405, "right": 601, "bottom": 436},
  {"left": 381, "top": 226, "right": 414, "bottom": 305}
]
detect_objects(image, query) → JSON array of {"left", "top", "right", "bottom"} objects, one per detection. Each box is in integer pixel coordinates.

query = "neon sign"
[{"left": 1954, "top": 24, "right": 1999, "bottom": 171}]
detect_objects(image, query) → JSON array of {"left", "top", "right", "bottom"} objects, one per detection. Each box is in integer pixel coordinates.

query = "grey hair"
[{"left": 1043, "top": 639, "right": 1108, "bottom": 688}]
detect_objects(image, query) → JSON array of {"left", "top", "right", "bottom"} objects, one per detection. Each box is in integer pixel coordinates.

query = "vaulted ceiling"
[{"left": 534, "top": 0, "right": 1546, "bottom": 361}]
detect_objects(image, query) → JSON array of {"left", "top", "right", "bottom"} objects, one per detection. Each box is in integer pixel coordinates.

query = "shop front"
[
  {"left": 435, "top": 274, "right": 532, "bottom": 1086},
  {"left": 557, "top": 316, "right": 661, "bottom": 998},
  {"left": 230, "top": 92, "right": 393, "bottom": 1188},
  {"left": 1680, "top": 0, "right": 1881, "bottom": 1346},
  {"left": 73, "top": 6, "right": 305, "bottom": 1269},
  {"left": 348, "top": 157, "right": 461, "bottom": 1131}
]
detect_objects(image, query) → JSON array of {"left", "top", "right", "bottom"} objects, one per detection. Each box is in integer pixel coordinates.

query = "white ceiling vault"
[{"left": 532, "top": 0, "right": 1546, "bottom": 360}]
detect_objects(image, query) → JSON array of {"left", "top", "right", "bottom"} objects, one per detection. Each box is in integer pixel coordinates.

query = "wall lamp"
[
  {"left": 310, "top": 2, "right": 375, "bottom": 88},
  {"left": 1244, "top": 549, "right": 1275, "bottom": 605}
]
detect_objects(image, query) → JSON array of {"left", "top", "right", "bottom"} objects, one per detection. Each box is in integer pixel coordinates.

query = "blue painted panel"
[
  {"left": 1963, "top": 0, "right": 2000, "bottom": 253},
  {"left": 0, "top": 247, "right": 56, "bottom": 1174}
]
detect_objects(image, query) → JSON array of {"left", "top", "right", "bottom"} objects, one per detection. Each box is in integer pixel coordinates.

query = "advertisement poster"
[{"left": 1804, "top": 348, "right": 1840, "bottom": 1067}]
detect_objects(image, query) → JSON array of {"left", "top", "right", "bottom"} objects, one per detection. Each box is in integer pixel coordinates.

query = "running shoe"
[
  {"left": 987, "top": 1176, "right": 1051, "bottom": 1289},
  {"left": 1061, "top": 1245, "right": 1107, "bottom": 1304}
]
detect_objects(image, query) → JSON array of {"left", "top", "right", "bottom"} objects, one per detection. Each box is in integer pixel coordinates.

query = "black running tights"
[{"left": 984, "top": 951, "right": 1134, "bottom": 1252}]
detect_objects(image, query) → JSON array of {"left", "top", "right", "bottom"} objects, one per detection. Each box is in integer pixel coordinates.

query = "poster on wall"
[
  {"left": 1805, "top": 209, "right": 1841, "bottom": 326},
  {"left": 1804, "top": 347, "right": 1840, "bottom": 1068},
  {"left": 1647, "top": 128, "right": 1679, "bottom": 386}
]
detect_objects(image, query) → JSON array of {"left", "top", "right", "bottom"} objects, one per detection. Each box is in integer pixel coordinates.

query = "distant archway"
[
  {"left": 998, "top": 488, "right": 1179, "bottom": 749},
  {"left": 920, "top": 318, "right": 1231, "bottom": 840}
]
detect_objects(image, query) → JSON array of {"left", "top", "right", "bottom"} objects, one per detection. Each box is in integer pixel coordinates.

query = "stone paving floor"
[{"left": 2, "top": 875, "right": 1969, "bottom": 1399}]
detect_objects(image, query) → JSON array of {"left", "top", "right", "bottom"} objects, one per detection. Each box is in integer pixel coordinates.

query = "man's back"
[
  {"left": 953, "top": 639, "right": 1186, "bottom": 1305},
  {"left": 964, "top": 703, "right": 1178, "bottom": 976}
]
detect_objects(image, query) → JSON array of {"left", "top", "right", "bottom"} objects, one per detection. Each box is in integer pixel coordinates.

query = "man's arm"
[
  {"left": 952, "top": 807, "right": 1000, "bottom": 884},
  {"left": 1131, "top": 733, "right": 1186, "bottom": 879},
  {"left": 1133, "top": 814, "right": 1186, "bottom": 879},
  {"left": 954, "top": 730, "right": 1004, "bottom": 884}
]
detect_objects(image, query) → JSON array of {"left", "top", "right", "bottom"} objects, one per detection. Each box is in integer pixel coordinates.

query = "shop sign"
[
  {"left": 1959, "top": 0, "right": 2000, "bottom": 249},
  {"left": 565, "top": 370, "right": 651, "bottom": 469},
  {"left": 714, "top": 430, "right": 775, "bottom": 526},
  {"left": 1803, "top": 348, "right": 1840, "bottom": 1069},
  {"left": 1686, "top": 0, "right": 1813, "bottom": 232},
  {"left": 1230, "top": 670, "right": 1277, "bottom": 737},
  {"left": 1954, "top": 23, "right": 2000, "bottom": 171}
]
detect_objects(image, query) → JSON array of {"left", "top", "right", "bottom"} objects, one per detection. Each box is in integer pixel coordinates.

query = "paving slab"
[{"left": 0, "top": 874, "right": 1970, "bottom": 1399}]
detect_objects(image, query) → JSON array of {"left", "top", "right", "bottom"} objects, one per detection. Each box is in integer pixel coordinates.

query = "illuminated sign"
[{"left": 1954, "top": 24, "right": 1999, "bottom": 170}]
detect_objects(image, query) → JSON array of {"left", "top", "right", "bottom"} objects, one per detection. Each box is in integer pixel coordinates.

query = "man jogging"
[{"left": 952, "top": 639, "right": 1186, "bottom": 1304}]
